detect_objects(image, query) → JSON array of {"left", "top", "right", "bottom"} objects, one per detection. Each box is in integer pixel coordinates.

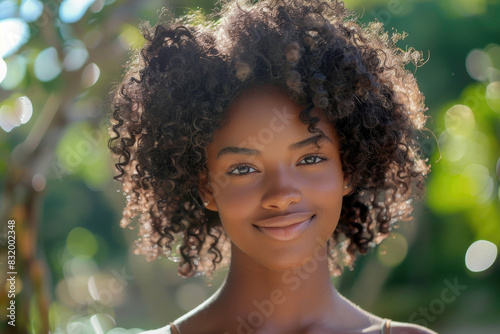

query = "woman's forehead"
[{"left": 208, "top": 85, "right": 337, "bottom": 150}]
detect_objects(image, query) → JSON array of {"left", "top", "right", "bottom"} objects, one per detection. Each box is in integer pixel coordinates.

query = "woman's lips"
[{"left": 254, "top": 215, "right": 315, "bottom": 241}]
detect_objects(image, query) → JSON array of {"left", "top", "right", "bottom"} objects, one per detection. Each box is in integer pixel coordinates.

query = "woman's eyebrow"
[
  {"left": 216, "top": 133, "right": 333, "bottom": 159},
  {"left": 288, "top": 133, "right": 333, "bottom": 150},
  {"left": 217, "top": 146, "right": 260, "bottom": 158}
]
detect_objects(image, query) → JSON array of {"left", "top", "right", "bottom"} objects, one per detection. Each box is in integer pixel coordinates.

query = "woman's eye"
[
  {"left": 227, "top": 165, "right": 256, "bottom": 175},
  {"left": 298, "top": 155, "right": 327, "bottom": 165}
]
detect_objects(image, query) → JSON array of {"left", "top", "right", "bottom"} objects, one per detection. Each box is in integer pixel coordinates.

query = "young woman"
[{"left": 109, "top": 1, "right": 435, "bottom": 333}]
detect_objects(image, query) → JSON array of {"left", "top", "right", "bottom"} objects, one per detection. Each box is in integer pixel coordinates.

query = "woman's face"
[{"left": 200, "top": 86, "right": 350, "bottom": 271}]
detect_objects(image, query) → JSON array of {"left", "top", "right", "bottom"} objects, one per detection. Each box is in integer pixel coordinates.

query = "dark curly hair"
[{"left": 109, "top": 0, "right": 430, "bottom": 279}]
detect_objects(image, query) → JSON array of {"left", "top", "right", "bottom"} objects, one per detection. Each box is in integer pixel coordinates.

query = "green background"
[{"left": 0, "top": 0, "right": 499, "bottom": 333}]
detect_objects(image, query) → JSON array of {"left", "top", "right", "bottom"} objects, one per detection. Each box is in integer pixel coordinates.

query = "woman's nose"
[{"left": 260, "top": 166, "right": 302, "bottom": 210}]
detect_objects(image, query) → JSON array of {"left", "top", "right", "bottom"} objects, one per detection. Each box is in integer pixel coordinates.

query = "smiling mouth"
[{"left": 254, "top": 215, "right": 315, "bottom": 241}]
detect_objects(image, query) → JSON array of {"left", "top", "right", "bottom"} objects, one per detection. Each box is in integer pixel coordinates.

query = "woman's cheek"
[
  {"left": 304, "top": 167, "right": 343, "bottom": 192},
  {"left": 217, "top": 182, "right": 258, "bottom": 212}
]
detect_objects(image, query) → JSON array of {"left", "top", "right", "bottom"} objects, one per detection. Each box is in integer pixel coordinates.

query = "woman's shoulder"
[
  {"left": 390, "top": 321, "right": 439, "bottom": 334},
  {"left": 136, "top": 320, "right": 439, "bottom": 334},
  {"left": 138, "top": 324, "right": 172, "bottom": 334}
]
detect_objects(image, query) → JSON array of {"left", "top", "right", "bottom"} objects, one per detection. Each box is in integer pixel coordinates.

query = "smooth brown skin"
[{"left": 171, "top": 87, "right": 436, "bottom": 334}]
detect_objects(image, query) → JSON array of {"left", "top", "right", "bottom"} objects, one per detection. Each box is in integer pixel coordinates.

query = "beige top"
[{"left": 157, "top": 319, "right": 392, "bottom": 334}]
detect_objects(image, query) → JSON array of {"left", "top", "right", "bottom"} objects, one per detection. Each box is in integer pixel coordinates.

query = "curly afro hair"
[{"left": 109, "top": 0, "right": 430, "bottom": 279}]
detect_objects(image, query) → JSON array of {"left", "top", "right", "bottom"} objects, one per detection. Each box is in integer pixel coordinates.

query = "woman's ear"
[
  {"left": 198, "top": 171, "right": 218, "bottom": 212},
  {"left": 343, "top": 176, "right": 352, "bottom": 196}
]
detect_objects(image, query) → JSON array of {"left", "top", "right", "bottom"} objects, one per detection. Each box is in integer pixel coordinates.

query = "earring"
[{"left": 203, "top": 201, "right": 209, "bottom": 206}]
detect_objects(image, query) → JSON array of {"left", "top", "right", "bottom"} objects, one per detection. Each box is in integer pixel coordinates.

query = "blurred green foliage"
[{"left": 0, "top": 0, "right": 499, "bottom": 333}]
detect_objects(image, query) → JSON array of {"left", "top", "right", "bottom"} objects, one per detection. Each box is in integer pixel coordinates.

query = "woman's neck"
[{"left": 192, "top": 242, "right": 376, "bottom": 333}]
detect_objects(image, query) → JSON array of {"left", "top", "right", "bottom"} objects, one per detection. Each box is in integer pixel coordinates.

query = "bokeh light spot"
[
  {"left": 466, "top": 49, "right": 492, "bottom": 81},
  {"left": 118, "top": 24, "right": 145, "bottom": 50},
  {"left": 87, "top": 275, "right": 99, "bottom": 301},
  {"left": 485, "top": 81, "right": 500, "bottom": 113},
  {"left": 59, "top": 0, "right": 96, "bottom": 24},
  {"left": 90, "top": 313, "right": 116, "bottom": 334},
  {"left": 0, "top": 105, "right": 17, "bottom": 132},
  {"left": 451, "top": 0, "right": 487, "bottom": 16},
  {"left": 0, "top": 57, "right": 6, "bottom": 83},
  {"left": 66, "top": 227, "right": 98, "bottom": 258},
  {"left": 445, "top": 104, "right": 475, "bottom": 136},
  {"left": 465, "top": 240, "right": 497, "bottom": 272},
  {"left": 81, "top": 62, "right": 100, "bottom": 87},
  {"left": 0, "top": 55, "right": 27, "bottom": 90},
  {"left": 0, "top": 1, "right": 17, "bottom": 20},
  {"left": 67, "top": 321, "right": 93, "bottom": 334},
  {"left": 377, "top": 233, "right": 408, "bottom": 267},
  {"left": 87, "top": 273, "right": 126, "bottom": 306},
  {"left": 53, "top": 284, "right": 70, "bottom": 307},
  {"left": 5, "top": 276, "right": 23, "bottom": 295},
  {"left": 444, "top": 135, "right": 467, "bottom": 162},
  {"left": 16, "top": 96, "right": 33, "bottom": 124},
  {"left": 63, "top": 256, "right": 98, "bottom": 282},
  {"left": 487, "top": 45, "right": 500, "bottom": 70},
  {"left": 20, "top": 0, "right": 44, "bottom": 22},
  {"left": 34, "top": 47, "right": 62, "bottom": 82},
  {"left": 0, "top": 18, "right": 30, "bottom": 58},
  {"left": 0, "top": 95, "right": 33, "bottom": 132},
  {"left": 496, "top": 157, "right": 500, "bottom": 180},
  {"left": 32, "top": 173, "right": 46, "bottom": 192},
  {"left": 49, "top": 302, "right": 73, "bottom": 334},
  {"left": 90, "top": 0, "right": 105, "bottom": 13},
  {"left": 63, "top": 40, "right": 89, "bottom": 71},
  {"left": 462, "top": 164, "right": 493, "bottom": 203}
]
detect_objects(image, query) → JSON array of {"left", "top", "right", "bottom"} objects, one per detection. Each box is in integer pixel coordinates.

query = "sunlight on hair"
[{"left": 465, "top": 240, "right": 498, "bottom": 272}]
